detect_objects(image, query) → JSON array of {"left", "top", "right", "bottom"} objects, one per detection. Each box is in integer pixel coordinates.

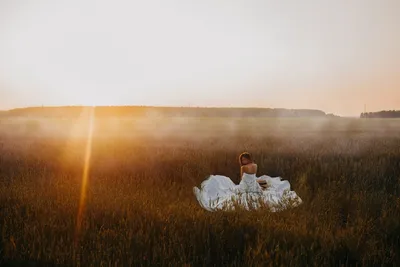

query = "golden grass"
[{"left": 1, "top": 117, "right": 400, "bottom": 266}]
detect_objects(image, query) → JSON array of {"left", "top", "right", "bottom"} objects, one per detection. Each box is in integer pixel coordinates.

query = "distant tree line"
[
  {"left": 4, "top": 106, "right": 337, "bottom": 118},
  {"left": 360, "top": 110, "right": 400, "bottom": 118}
]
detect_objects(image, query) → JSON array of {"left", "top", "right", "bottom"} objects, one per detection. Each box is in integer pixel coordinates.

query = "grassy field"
[{"left": 1, "top": 114, "right": 400, "bottom": 266}]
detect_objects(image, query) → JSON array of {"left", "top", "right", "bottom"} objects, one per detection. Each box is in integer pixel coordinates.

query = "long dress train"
[{"left": 193, "top": 173, "right": 302, "bottom": 212}]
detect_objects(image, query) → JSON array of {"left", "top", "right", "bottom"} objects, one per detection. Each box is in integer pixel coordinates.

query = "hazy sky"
[{"left": 1, "top": 0, "right": 399, "bottom": 116}]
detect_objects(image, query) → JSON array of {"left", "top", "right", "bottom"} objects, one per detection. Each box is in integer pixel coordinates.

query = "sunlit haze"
[{"left": 1, "top": 0, "right": 399, "bottom": 116}]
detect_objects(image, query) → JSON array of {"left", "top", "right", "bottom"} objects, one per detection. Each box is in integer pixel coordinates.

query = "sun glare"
[{"left": 74, "top": 106, "right": 95, "bottom": 246}]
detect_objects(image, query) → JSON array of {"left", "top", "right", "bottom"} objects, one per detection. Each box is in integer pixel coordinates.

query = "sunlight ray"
[{"left": 74, "top": 106, "right": 95, "bottom": 245}]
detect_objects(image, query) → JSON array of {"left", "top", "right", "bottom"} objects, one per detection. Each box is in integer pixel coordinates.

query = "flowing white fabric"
[{"left": 193, "top": 173, "right": 302, "bottom": 212}]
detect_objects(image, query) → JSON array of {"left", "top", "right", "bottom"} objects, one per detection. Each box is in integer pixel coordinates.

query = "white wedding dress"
[{"left": 193, "top": 173, "right": 302, "bottom": 212}]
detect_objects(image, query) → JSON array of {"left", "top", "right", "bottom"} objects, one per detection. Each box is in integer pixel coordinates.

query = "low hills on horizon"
[
  {"left": 1, "top": 106, "right": 399, "bottom": 118},
  {"left": 2, "top": 106, "right": 339, "bottom": 118}
]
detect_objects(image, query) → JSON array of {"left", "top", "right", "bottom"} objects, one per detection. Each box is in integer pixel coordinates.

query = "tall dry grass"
[{"left": 1, "top": 117, "right": 400, "bottom": 266}]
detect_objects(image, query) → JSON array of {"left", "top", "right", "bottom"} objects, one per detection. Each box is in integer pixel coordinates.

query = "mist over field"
[{"left": 1, "top": 106, "right": 397, "bottom": 139}]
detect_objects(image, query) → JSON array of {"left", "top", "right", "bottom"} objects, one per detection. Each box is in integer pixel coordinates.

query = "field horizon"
[{"left": 2, "top": 105, "right": 339, "bottom": 118}]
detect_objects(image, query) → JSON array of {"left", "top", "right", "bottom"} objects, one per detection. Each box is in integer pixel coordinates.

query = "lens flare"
[{"left": 74, "top": 106, "right": 95, "bottom": 245}]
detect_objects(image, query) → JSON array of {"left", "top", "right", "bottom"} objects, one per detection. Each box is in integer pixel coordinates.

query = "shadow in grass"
[{"left": 0, "top": 260, "right": 62, "bottom": 267}]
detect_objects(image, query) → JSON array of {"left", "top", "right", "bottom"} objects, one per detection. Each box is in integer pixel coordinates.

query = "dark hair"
[{"left": 239, "top": 152, "right": 252, "bottom": 165}]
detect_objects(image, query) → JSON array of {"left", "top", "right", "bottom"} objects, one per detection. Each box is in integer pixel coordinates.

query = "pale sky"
[{"left": 0, "top": 0, "right": 399, "bottom": 116}]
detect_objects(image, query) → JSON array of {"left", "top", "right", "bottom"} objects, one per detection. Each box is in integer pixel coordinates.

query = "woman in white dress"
[{"left": 193, "top": 152, "right": 302, "bottom": 212}]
